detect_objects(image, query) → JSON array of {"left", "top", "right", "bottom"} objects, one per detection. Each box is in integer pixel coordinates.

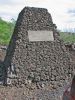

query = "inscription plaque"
[{"left": 28, "top": 31, "right": 54, "bottom": 41}]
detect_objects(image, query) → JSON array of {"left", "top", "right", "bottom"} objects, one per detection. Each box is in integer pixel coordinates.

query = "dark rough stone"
[{"left": 3, "top": 7, "right": 74, "bottom": 88}]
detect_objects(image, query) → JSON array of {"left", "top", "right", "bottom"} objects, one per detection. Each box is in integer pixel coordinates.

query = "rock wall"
[{"left": 4, "top": 7, "right": 74, "bottom": 88}]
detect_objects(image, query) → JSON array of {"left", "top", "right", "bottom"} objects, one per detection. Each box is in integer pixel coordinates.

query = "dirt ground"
[{"left": 0, "top": 84, "right": 64, "bottom": 100}]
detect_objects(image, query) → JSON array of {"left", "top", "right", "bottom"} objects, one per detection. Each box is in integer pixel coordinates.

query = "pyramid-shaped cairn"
[{"left": 4, "top": 7, "right": 74, "bottom": 87}]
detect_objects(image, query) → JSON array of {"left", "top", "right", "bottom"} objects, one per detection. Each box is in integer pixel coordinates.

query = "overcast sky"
[{"left": 0, "top": 0, "right": 75, "bottom": 31}]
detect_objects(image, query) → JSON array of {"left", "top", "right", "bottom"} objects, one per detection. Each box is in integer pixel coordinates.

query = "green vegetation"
[
  {"left": 0, "top": 18, "right": 15, "bottom": 45},
  {"left": 0, "top": 18, "right": 75, "bottom": 45},
  {"left": 59, "top": 32, "right": 75, "bottom": 43}
]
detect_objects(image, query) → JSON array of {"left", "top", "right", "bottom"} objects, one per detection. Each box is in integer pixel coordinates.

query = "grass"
[
  {"left": 0, "top": 18, "right": 15, "bottom": 45},
  {"left": 59, "top": 32, "right": 75, "bottom": 43}
]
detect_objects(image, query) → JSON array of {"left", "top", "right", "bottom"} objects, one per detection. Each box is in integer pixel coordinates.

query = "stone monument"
[{"left": 4, "top": 7, "right": 74, "bottom": 87}]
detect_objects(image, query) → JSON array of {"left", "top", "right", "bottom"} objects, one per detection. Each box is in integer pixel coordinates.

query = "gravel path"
[{"left": 0, "top": 81, "right": 71, "bottom": 100}]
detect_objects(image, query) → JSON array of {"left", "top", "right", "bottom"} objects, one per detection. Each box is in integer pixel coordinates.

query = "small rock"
[
  {"left": 41, "top": 83, "right": 45, "bottom": 88},
  {"left": 28, "top": 80, "right": 32, "bottom": 84}
]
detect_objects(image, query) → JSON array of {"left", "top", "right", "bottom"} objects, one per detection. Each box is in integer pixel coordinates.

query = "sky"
[{"left": 0, "top": 0, "right": 75, "bottom": 31}]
